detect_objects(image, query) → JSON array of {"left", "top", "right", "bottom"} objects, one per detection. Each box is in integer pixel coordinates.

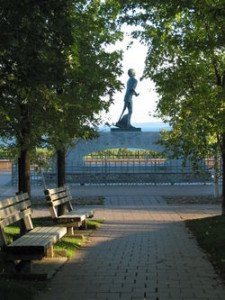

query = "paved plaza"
[
  {"left": 0, "top": 176, "right": 225, "bottom": 299},
  {"left": 31, "top": 184, "right": 224, "bottom": 300}
]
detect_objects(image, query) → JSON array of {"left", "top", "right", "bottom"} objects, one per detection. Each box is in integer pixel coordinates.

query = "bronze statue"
[{"left": 115, "top": 68, "right": 139, "bottom": 129}]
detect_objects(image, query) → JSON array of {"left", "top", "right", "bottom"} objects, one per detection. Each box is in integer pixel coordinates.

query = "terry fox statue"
[{"left": 115, "top": 68, "right": 139, "bottom": 129}]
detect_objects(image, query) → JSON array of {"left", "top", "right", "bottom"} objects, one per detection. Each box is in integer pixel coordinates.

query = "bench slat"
[
  {"left": 0, "top": 208, "right": 32, "bottom": 228},
  {"left": 46, "top": 192, "right": 72, "bottom": 201},
  {"left": 46, "top": 191, "right": 69, "bottom": 201},
  {"left": 0, "top": 200, "right": 31, "bottom": 219},
  {"left": 47, "top": 195, "right": 72, "bottom": 208},
  {"left": 44, "top": 186, "right": 67, "bottom": 196},
  {"left": 0, "top": 193, "right": 29, "bottom": 209}
]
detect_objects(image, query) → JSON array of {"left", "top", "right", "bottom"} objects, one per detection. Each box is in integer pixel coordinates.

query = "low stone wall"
[{"left": 43, "top": 171, "right": 212, "bottom": 185}]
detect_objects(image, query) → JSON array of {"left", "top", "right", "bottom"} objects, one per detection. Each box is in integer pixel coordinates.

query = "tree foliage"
[{"left": 0, "top": 0, "right": 76, "bottom": 146}]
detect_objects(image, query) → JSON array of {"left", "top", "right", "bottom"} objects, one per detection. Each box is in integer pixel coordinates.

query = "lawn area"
[
  {"left": 0, "top": 217, "right": 104, "bottom": 300},
  {"left": 185, "top": 215, "right": 225, "bottom": 282}
]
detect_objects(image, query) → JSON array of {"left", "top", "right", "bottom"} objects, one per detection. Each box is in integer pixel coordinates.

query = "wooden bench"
[
  {"left": 0, "top": 193, "right": 67, "bottom": 278},
  {"left": 44, "top": 186, "right": 94, "bottom": 235}
]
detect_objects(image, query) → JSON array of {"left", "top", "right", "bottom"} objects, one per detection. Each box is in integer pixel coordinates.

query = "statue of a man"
[{"left": 116, "top": 68, "right": 139, "bottom": 129}]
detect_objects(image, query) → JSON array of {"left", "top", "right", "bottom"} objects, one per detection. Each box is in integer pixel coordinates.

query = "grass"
[
  {"left": 54, "top": 236, "right": 84, "bottom": 258},
  {"left": 86, "top": 218, "right": 105, "bottom": 229},
  {"left": 185, "top": 215, "right": 225, "bottom": 281}
]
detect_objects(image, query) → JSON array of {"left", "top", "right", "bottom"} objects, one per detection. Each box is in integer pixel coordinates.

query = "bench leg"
[
  {"left": 46, "top": 245, "right": 54, "bottom": 258},
  {"left": 67, "top": 227, "right": 74, "bottom": 235},
  {"left": 82, "top": 220, "right": 87, "bottom": 230}
]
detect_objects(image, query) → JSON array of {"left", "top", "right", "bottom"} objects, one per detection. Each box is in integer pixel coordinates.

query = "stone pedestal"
[{"left": 66, "top": 131, "right": 162, "bottom": 166}]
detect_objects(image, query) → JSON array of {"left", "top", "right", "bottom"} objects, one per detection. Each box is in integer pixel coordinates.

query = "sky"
[{"left": 103, "top": 26, "right": 161, "bottom": 125}]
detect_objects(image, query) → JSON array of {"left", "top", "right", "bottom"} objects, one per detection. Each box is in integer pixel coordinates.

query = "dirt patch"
[
  {"left": 31, "top": 196, "right": 105, "bottom": 207},
  {"left": 72, "top": 196, "right": 104, "bottom": 205},
  {"left": 163, "top": 195, "right": 222, "bottom": 205}
]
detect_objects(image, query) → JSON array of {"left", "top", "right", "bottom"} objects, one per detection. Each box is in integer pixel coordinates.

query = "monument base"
[{"left": 111, "top": 127, "right": 141, "bottom": 132}]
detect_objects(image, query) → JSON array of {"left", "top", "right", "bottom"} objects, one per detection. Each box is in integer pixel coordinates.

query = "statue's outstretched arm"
[{"left": 132, "top": 89, "right": 139, "bottom": 97}]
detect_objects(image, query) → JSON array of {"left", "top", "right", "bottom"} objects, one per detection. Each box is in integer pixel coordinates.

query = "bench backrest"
[
  {"left": 44, "top": 186, "right": 73, "bottom": 219},
  {"left": 0, "top": 193, "right": 33, "bottom": 247}
]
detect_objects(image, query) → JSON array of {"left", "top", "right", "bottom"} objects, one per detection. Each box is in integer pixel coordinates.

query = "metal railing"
[{"left": 11, "top": 158, "right": 218, "bottom": 186}]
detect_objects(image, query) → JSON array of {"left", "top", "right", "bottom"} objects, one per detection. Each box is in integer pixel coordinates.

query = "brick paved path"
[{"left": 34, "top": 191, "right": 225, "bottom": 300}]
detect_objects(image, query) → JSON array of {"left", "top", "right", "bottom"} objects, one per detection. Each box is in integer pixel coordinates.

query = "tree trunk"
[
  {"left": 57, "top": 147, "right": 67, "bottom": 216},
  {"left": 17, "top": 147, "right": 31, "bottom": 235},
  {"left": 18, "top": 149, "right": 31, "bottom": 196},
  {"left": 213, "top": 153, "right": 220, "bottom": 198},
  {"left": 18, "top": 104, "right": 31, "bottom": 233},
  {"left": 221, "top": 134, "right": 225, "bottom": 215},
  {"left": 57, "top": 147, "right": 66, "bottom": 187},
  {"left": 18, "top": 104, "right": 31, "bottom": 195}
]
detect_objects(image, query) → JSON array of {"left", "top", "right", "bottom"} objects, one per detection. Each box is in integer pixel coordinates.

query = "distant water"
[{"left": 99, "top": 122, "right": 170, "bottom": 132}]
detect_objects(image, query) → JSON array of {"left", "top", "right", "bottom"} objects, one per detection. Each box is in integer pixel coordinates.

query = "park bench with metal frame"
[
  {"left": 44, "top": 186, "right": 94, "bottom": 235},
  {"left": 0, "top": 193, "right": 67, "bottom": 279}
]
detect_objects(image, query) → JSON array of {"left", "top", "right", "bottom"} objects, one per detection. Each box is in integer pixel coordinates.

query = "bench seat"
[
  {"left": 74, "top": 208, "right": 94, "bottom": 218},
  {"left": 6, "top": 226, "right": 66, "bottom": 256},
  {"left": 57, "top": 211, "right": 86, "bottom": 223}
]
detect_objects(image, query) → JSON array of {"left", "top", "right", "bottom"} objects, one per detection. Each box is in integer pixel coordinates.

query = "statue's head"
[{"left": 128, "top": 68, "right": 135, "bottom": 77}]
